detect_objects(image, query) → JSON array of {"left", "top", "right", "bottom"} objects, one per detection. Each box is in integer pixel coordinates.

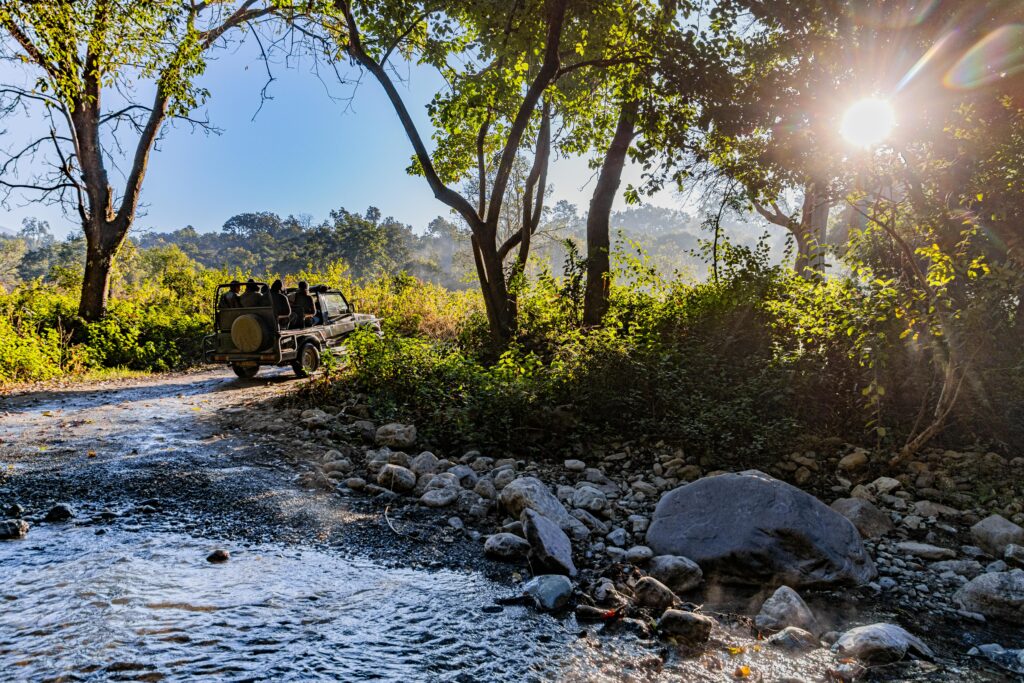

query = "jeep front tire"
[{"left": 293, "top": 343, "right": 321, "bottom": 378}]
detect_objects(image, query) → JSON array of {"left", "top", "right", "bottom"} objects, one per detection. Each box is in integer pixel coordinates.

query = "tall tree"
[
  {"left": 0, "top": 1, "right": 312, "bottom": 320},
  {"left": 331, "top": 0, "right": 623, "bottom": 342}
]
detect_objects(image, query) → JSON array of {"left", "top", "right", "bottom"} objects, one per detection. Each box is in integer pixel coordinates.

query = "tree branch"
[
  {"left": 484, "top": 0, "right": 568, "bottom": 232},
  {"left": 337, "top": 0, "right": 480, "bottom": 228}
]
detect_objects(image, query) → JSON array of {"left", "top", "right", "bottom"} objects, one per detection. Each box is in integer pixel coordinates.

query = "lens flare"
[
  {"left": 945, "top": 25, "right": 1024, "bottom": 90},
  {"left": 840, "top": 98, "right": 896, "bottom": 148}
]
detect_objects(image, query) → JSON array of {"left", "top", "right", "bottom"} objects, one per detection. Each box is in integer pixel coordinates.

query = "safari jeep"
[{"left": 203, "top": 282, "right": 381, "bottom": 378}]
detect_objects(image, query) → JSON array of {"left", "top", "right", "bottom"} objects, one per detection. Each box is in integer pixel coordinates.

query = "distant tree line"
[{"left": 0, "top": 202, "right": 789, "bottom": 294}]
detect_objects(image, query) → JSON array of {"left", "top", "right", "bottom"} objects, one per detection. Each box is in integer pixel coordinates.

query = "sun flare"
[{"left": 840, "top": 97, "right": 896, "bottom": 148}]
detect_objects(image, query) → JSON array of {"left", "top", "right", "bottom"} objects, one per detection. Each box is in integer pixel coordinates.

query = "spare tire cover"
[{"left": 231, "top": 314, "right": 265, "bottom": 352}]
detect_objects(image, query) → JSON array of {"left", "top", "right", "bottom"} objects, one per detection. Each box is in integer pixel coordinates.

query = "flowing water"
[
  {"left": 0, "top": 524, "right": 849, "bottom": 682},
  {"left": 0, "top": 371, "right": 1007, "bottom": 681}
]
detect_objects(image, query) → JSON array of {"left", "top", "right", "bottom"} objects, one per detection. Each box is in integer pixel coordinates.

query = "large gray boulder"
[
  {"left": 645, "top": 471, "right": 876, "bottom": 587},
  {"left": 499, "top": 477, "right": 588, "bottom": 539},
  {"left": 522, "top": 509, "right": 577, "bottom": 577},
  {"left": 955, "top": 570, "right": 1024, "bottom": 624}
]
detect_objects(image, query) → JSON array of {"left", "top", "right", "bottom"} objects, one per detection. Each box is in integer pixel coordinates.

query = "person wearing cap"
[{"left": 219, "top": 281, "right": 242, "bottom": 309}]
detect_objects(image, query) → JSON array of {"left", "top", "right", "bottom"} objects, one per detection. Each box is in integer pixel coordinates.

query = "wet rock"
[
  {"left": 955, "top": 570, "right": 1024, "bottom": 623},
  {"left": 767, "top": 626, "right": 819, "bottom": 653},
  {"left": 6, "top": 503, "right": 23, "bottom": 518},
  {"left": 830, "top": 498, "right": 893, "bottom": 539},
  {"left": 523, "top": 574, "right": 573, "bottom": 611},
  {"left": 575, "top": 604, "right": 612, "bottom": 622},
  {"left": 657, "top": 609, "right": 715, "bottom": 646},
  {"left": 606, "top": 527, "right": 627, "bottom": 547},
  {"left": 755, "top": 586, "right": 819, "bottom": 634},
  {"left": 971, "top": 514, "right": 1024, "bottom": 557},
  {"left": 499, "top": 477, "right": 587, "bottom": 539},
  {"left": 633, "top": 576, "right": 677, "bottom": 612},
  {"left": 484, "top": 533, "right": 531, "bottom": 561},
  {"left": 448, "top": 464, "right": 478, "bottom": 489},
  {"left": 646, "top": 471, "right": 876, "bottom": 587},
  {"left": 375, "top": 423, "right": 417, "bottom": 449},
  {"left": 647, "top": 555, "right": 703, "bottom": 593},
  {"left": 493, "top": 469, "right": 516, "bottom": 490},
  {"left": 409, "top": 451, "right": 440, "bottom": 476},
  {"left": 207, "top": 549, "right": 230, "bottom": 563},
  {"left": 571, "top": 486, "right": 607, "bottom": 514},
  {"left": 420, "top": 486, "right": 459, "bottom": 508},
  {"left": 564, "top": 459, "right": 586, "bottom": 472},
  {"left": 522, "top": 508, "right": 577, "bottom": 577},
  {"left": 832, "top": 623, "right": 934, "bottom": 664},
  {"left": 43, "top": 504, "right": 74, "bottom": 523},
  {"left": 0, "top": 519, "right": 29, "bottom": 539},
  {"left": 896, "top": 541, "right": 955, "bottom": 560},
  {"left": 376, "top": 464, "right": 416, "bottom": 493},
  {"left": 473, "top": 477, "right": 497, "bottom": 500},
  {"left": 624, "top": 545, "right": 653, "bottom": 564},
  {"left": 968, "top": 643, "right": 1024, "bottom": 676}
]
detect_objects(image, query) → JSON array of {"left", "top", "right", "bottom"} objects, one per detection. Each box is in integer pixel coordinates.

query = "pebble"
[{"left": 564, "top": 459, "right": 586, "bottom": 472}]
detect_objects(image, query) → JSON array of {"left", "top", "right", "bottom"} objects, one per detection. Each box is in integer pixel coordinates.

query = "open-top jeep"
[{"left": 203, "top": 282, "right": 381, "bottom": 378}]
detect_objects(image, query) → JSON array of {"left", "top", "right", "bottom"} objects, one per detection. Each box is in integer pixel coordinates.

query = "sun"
[{"left": 840, "top": 97, "right": 896, "bottom": 148}]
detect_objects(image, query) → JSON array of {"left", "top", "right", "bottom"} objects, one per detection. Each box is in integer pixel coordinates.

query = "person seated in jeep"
[
  {"left": 219, "top": 281, "right": 242, "bottom": 309},
  {"left": 291, "top": 281, "right": 316, "bottom": 328},
  {"left": 269, "top": 279, "right": 291, "bottom": 328},
  {"left": 239, "top": 279, "right": 264, "bottom": 307}
]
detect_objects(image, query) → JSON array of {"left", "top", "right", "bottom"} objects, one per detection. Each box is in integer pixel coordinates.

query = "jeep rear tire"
[
  {"left": 232, "top": 364, "right": 259, "bottom": 379},
  {"left": 292, "top": 342, "right": 321, "bottom": 378}
]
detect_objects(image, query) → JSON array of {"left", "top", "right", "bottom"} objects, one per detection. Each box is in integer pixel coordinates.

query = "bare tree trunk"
[
  {"left": 79, "top": 238, "right": 112, "bottom": 320},
  {"left": 582, "top": 101, "right": 637, "bottom": 326}
]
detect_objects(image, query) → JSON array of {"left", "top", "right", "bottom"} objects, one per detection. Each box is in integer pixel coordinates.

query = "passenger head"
[
  {"left": 270, "top": 279, "right": 283, "bottom": 293},
  {"left": 298, "top": 280, "right": 309, "bottom": 293},
  {"left": 244, "top": 279, "right": 258, "bottom": 293},
  {"left": 229, "top": 281, "right": 241, "bottom": 293}
]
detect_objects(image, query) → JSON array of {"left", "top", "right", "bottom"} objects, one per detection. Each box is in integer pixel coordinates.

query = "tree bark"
[
  {"left": 750, "top": 180, "right": 829, "bottom": 280},
  {"left": 582, "top": 101, "right": 637, "bottom": 326}
]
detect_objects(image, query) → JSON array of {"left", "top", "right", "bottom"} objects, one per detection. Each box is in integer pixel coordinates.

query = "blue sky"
[{"left": 0, "top": 38, "right": 675, "bottom": 239}]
